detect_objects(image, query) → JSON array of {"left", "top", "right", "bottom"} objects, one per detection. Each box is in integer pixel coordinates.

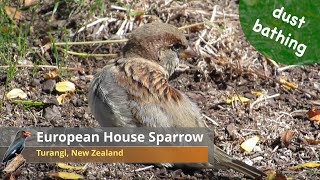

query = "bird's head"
[
  {"left": 123, "top": 22, "right": 195, "bottom": 76},
  {"left": 17, "top": 130, "right": 30, "bottom": 138}
]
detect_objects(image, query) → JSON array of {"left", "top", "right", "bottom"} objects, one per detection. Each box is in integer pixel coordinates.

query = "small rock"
[
  {"left": 87, "top": 174, "right": 96, "bottom": 180},
  {"left": 0, "top": 73, "right": 7, "bottom": 83},
  {"left": 42, "top": 79, "right": 56, "bottom": 93},
  {"left": 226, "top": 123, "right": 238, "bottom": 140},
  {"left": 71, "top": 95, "right": 82, "bottom": 107},
  {"left": 253, "top": 146, "right": 262, "bottom": 152},
  {"left": 44, "top": 106, "right": 61, "bottom": 123},
  {"left": 252, "top": 156, "right": 264, "bottom": 162},
  {"left": 243, "top": 158, "right": 253, "bottom": 166},
  {"left": 43, "top": 96, "right": 59, "bottom": 106},
  {"left": 31, "top": 79, "right": 41, "bottom": 87}
]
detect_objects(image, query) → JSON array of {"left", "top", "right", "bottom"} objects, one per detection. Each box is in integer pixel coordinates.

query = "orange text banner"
[{"left": 0, "top": 146, "right": 208, "bottom": 163}]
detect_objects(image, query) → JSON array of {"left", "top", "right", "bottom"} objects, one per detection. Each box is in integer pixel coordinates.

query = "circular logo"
[{"left": 239, "top": 0, "right": 320, "bottom": 65}]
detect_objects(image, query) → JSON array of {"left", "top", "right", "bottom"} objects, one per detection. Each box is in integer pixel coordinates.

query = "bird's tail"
[{"left": 214, "top": 145, "right": 266, "bottom": 179}]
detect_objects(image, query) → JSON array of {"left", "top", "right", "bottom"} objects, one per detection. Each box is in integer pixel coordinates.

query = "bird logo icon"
[{"left": 2, "top": 130, "right": 30, "bottom": 167}]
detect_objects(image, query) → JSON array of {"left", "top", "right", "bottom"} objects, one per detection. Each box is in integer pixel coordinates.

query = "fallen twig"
[{"left": 134, "top": 165, "right": 154, "bottom": 172}]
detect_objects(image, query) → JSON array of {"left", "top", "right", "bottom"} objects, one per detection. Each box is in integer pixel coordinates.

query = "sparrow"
[
  {"left": 2, "top": 130, "right": 30, "bottom": 167},
  {"left": 89, "top": 22, "right": 266, "bottom": 178}
]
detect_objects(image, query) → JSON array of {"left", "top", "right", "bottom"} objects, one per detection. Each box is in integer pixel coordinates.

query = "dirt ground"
[{"left": 0, "top": 0, "right": 319, "bottom": 179}]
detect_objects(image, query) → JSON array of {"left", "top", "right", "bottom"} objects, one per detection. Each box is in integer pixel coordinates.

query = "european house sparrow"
[
  {"left": 2, "top": 130, "right": 30, "bottom": 166},
  {"left": 89, "top": 22, "right": 265, "bottom": 178}
]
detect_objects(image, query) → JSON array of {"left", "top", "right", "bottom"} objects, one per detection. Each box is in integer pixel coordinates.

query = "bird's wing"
[
  {"left": 89, "top": 57, "right": 203, "bottom": 127},
  {"left": 117, "top": 58, "right": 182, "bottom": 103},
  {"left": 2, "top": 139, "right": 24, "bottom": 164}
]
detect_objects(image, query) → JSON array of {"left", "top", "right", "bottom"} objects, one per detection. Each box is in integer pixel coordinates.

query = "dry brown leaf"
[
  {"left": 288, "top": 161, "right": 320, "bottom": 170},
  {"left": 56, "top": 93, "right": 71, "bottom": 105},
  {"left": 307, "top": 107, "right": 320, "bottom": 124},
  {"left": 280, "top": 130, "right": 295, "bottom": 147},
  {"left": 43, "top": 69, "right": 58, "bottom": 80},
  {"left": 9, "top": 174, "right": 15, "bottom": 180},
  {"left": 48, "top": 172, "right": 84, "bottom": 179},
  {"left": 4, "top": 6, "right": 23, "bottom": 22},
  {"left": 23, "top": 0, "right": 38, "bottom": 6},
  {"left": 304, "top": 137, "right": 320, "bottom": 145}
]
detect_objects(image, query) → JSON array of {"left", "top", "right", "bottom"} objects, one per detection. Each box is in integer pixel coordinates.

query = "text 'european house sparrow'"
[{"left": 88, "top": 22, "right": 266, "bottom": 178}]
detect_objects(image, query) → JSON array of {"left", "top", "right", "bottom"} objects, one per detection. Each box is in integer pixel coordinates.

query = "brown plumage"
[{"left": 89, "top": 22, "right": 266, "bottom": 178}]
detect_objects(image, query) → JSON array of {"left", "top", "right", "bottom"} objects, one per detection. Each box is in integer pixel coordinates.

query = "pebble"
[
  {"left": 243, "top": 158, "right": 253, "bottom": 166},
  {"left": 42, "top": 79, "right": 56, "bottom": 93},
  {"left": 44, "top": 105, "right": 61, "bottom": 123},
  {"left": 252, "top": 156, "right": 264, "bottom": 162}
]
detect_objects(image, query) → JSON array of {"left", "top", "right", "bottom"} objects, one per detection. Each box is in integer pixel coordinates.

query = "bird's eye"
[{"left": 170, "top": 43, "right": 186, "bottom": 51}]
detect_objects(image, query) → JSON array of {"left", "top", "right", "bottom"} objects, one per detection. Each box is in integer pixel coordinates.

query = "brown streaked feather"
[{"left": 113, "top": 58, "right": 181, "bottom": 103}]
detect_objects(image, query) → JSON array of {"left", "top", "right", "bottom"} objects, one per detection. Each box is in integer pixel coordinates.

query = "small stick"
[
  {"left": 134, "top": 165, "right": 154, "bottom": 172},
  {"left": 54, "top": 39, "right": 128, "bottom": 46},
  {"left": 202, "top": 113, "right": 220, "bottom": 126},
  {"left": 0, "top": 65, "right": 86, "bottom": 71}
]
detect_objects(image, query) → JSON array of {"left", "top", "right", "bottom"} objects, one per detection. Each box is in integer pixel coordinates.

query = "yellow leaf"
[
  {"left": 56, "top": 81, "right": 76, "bottom": 92},
  {"left": 48, "top": 172, "right": 84, "bottom": 179},
  {"left": 240, "top": 136, "right": 259, "bottom": 152},
  {"left": 279, "top": 76, "right": 298, "bottom": 90},
  {"left": 6, "top": 88, "right": 27, "bottom": 99},
  {"left": 289, "top": 162, "right": 320, "bottom": 170},
  {"left": 226, "top": 96, "right": 250, "bottom": 104},
  {"left": 251, "top": 91, "right": 263, "bottom": 96},
  {"left": 57, "top": 163, "right": 84, "bottom": 170},
  {"left": 265, "top": 170, "right": 287, "bottom": 180}
]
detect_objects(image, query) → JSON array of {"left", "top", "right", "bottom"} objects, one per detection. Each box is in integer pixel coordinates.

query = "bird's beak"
[
  {"left": 178, "top": 46, "right": 198, "bottom": 60},
  {"left": 24, "top": 131, "right": 30, "bottom": 137}
]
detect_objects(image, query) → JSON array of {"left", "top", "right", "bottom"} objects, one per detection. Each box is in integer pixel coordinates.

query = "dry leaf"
[
  {"left": 56, "top": 81, "right": 76, "bottom": 92},
  {"left": 56, "top": 93, "right": 71, "bottom": 105},
  {"left": 307, "top": 107, "right": 320, "bottom": 124},
  {"left": 280, "top": 130, "right": 295, "bottom": 147},
  {"left": 266, "top": 170, "right": 287, "bottom": 180},
  {"left": 6, "top": 88, "right": 27, "bottom": 99},
  {"left": 226, "top": 96, "right": 250, "bottom": 104},
  {"left": 9, "top": 174, "right": 15, "bottom": 180},
  {"left": 43, "top": 69, "right": 58, "bottom": 79},
  {"left": 251, "top": 91, "right": 264, "bottom": 96},
  {"left": 57, "top": 163, "right": 84, "bottom": 170},
  {"left": 279, "top": 76, "right": 298, "bottom": 90},
  {"left": 23, "top": 0, "right": 38, "bottom": 6},
  {"left": 40, "top": 36, "right": 52, "bottom": 53},
  {"left": 240, "top": 136, "right": 259, "bottom": 152},
  {"left": 288, "top": 161, "right": 320, "bottom": 170},
  {"left": 304, "top": 137, "right": 320, "bottom": 145},
  {"left": 48, "top": 172, "right": 84, "bottom": 179},
  {"left": 4, "top": 6, "right": 23, "bottom": 22}
]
